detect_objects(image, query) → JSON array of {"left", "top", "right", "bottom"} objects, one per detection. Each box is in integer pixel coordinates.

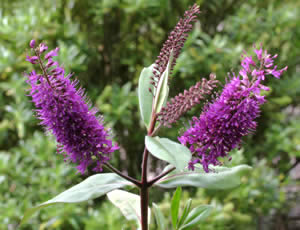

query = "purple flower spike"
[
  {"left": 25, "top": 41, "right": 119, "bottom": 174},
  {"left": 179, "top": 46, "right": 287, "bottom": 172}
]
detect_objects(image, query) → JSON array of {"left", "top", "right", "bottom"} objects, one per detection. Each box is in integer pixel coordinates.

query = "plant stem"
[
  {"left": 104, "top": 163, "right": 141, "bottom": 187},
  {"left": 34, "top": 49, "right": 53, "bottom": 88},
  {"left": 148, "top": 166, "right": 176, "bottom": 186},
  {"left": 140, "top": 147, "right": 149, "bottom": 230}
]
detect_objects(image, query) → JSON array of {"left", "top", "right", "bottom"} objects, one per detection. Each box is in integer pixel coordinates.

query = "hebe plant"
[{"left": 21, "top": 4, "right": 287, "bottom": 230}]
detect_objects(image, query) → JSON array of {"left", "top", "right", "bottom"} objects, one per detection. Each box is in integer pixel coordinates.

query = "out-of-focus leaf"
[
  {"left": 152, "top": 203, "right": 166, "bottom": 230},
  {"left": 107, "top": 189, "right": 151, "bottom": 229}
]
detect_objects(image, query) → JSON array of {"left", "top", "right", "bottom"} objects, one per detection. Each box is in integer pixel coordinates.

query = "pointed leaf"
[
  {"left": 153, "top": 51, "right": 173, "bottom": 113},
  {"left": 171, "top": 187, "right": 182, "bottom": 228},
  {"left": 107, "top": 190, "right": 151, "bottom": 228},
  {"left": 156, "top": 164, "right": 252, "bottom": 189},
  {"left": 177, "top": 198, "right": 192, "bottom": 227},
  {"left": 20, "top": 173, "right": 132, "bottom": 225},
  {"left": 179, "top": 205, "right": 213, "bottom": 230},
  {"left": 145, "top": 136, "right": 191, "bottom": 171},
  {"left": 152, "top": 203, "right": 166, "bottom": 230},
  {"left": 138, "top": 64, "right": 155, "bottom": 128}
]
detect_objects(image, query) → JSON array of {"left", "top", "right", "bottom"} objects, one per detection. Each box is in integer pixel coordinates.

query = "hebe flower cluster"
[
  {"left": 25, "top": 40, "right": 119, "bottom": 174},
  {"left": 179, "top": 46, "right": 287, "bottom": 172},
  {"left": 151, "top": 4, "right": 200, "bottom": 90},
  {"left": 158, "top": 74, "right": 218, "bottom": 127}
]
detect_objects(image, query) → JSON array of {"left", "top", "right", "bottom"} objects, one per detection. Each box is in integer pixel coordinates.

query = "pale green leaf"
[
  {"left": 152, "top": 203, "right": 166, "bottom": 230},
  {"left": 145, "top": 136, "right": 192, "bottom": 171},
  {"left": 153, "top": 51, "right": 173, "bottom": 113},
  {"left": 20, "top": 173, "right": 132, "bottom": 225},
  {"left": 177, "top": 198, "right": 192, "bottom": 227},
  {"left": 179, "top": 205, "right": 213, "bottom": 230},
  {"left": 138, "top": 64, "right": 155, "bottom": 129},
  {"left": 107, "top": 189, "right": 151, "bottom": 229},
  {"left": 156, "top": 164, "right": 252, "bottom": 189}
]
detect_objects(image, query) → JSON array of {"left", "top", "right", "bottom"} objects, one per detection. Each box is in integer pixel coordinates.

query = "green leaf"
[
  {"left": 138, "top": 64, "right": 155, "bottom": 129},
  {"left": 107, "top": 189, "right": 151, "bottom": 229},
  {"left": 177, "top": 198, "right": 192, "bottom": 227},
  {"left": 145, "top": 136, "right": 192, "bottom": 171},
  {"left": 152, "top": 203, "right": 166, "bottom": 230},
  {"left": 171, "top": 187, "right": 182, "bottom": 229},
  {"left": 20, "top": 173, "right": 132, "bottom": 225},
  {"left": 153, "top": 51, "right": 173, "bottom": 113},
  {"left": 156, "top": 164, "right": 252, "bottom": 189},
  {"left": 179, "top": 205, "right": 213, "bottom": 230}
]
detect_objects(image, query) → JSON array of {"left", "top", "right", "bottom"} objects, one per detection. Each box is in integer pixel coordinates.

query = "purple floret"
[
  {"left": 179, "top": 46, "right": 287, "bottom": 172},
  {"left": 25, "top": 40, "right": 119, "bottom": 174}
]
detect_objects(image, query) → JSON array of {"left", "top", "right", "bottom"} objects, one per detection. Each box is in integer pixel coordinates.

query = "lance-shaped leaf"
[
  {"left": 138, "top": 64, "right": 155, "bottom": 129},
  {"left": 107, "top": 190, "right": 151, "bottom": 229},
  {"left": 156, "top": 164, "right": 252, "bottom": 189},
  {"left": 152, "top": 203, "right": 166, "bottom": 230},
  {"left": 177, "top": 198, "right": 192, "bottom": 227},
  {"left": 179, "top": 205, "right": 213, "bottom": 230},
  {"left": 153, "top": 51, "right": 173, "bottom": 114},
  {"left": 171, "top": 186, "right": 182, "bottom": 228},
  {"left": 20, "top": 173, "right": 132, "bottom": 225},
  {"left": 145, "top": 136, "right": 192, "bottom": 171}
]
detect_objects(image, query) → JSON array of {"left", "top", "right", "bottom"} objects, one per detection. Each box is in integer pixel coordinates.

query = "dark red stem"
[
  {"left": 148, "top": 166, "right": 176, "bottom": 187},
  {"left": 104, "top": 163, "right": 141, "bottom": 187},
  {"left": 140, "top": 147, "right": 150, "bottom": 230}
]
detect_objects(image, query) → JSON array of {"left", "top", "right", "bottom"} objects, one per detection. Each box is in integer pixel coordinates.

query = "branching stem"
[{"left": 104, "top": 163, "right": 141, "bottom": 187}]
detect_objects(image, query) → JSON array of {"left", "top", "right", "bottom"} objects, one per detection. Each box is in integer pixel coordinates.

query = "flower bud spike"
[{"left": 150, "top": 4, "right": 200, "bottom": 94}]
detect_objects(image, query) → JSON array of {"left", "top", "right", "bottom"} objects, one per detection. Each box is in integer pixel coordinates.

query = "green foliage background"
[{"left": 0, "top": 0, "right": 299, "bottom": 229}]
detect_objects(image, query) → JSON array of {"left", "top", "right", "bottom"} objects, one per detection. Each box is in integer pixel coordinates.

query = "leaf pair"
[{"left": 20, "top": 164, "right": 251, "bottom": 226}]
